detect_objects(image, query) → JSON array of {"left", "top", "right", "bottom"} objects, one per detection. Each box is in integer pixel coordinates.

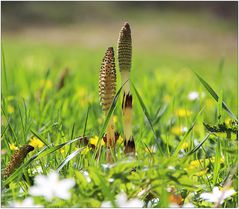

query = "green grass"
[{"left": 1, "top": 16, "right": 238, "bottom": 207}]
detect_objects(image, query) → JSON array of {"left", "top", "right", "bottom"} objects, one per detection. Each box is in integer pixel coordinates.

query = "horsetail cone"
[
  {"left": 99, "top": 47, "right": 116, "bottom": 148},
  {"left": 117, "top": 22, "right": 135, "bottom": 154},
  {"left": 118, "top": 22, "right": 132, "bottom": 94},
  {"left": 3, "top": 145, "right": 34, "bottom": 179},
  {"left": 118, "top": 23, "right": 132, "bottom": 72}
]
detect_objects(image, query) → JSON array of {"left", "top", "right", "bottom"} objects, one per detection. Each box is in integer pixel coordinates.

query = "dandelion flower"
[
  {"left": 200, "top": 186, "right": 235, "bottom": 204},
  {"left": 7, "top": 105, "right": 15, "bottom": 114},
  {"left": 9, "top": 143, "right": 19, "bottom": 151},
  {"left": 175, "top": 108, "right": 192, "bottom": 117},
  {"left": 40, "top": 79, "right": 52, "bottom": 90},
  {"left": 29, "top": 137, "right": 44, "bottom": 149},
  {"left": 171, "top": 126, "right": 188, "bottom": 136},
  {"left": 29, "top": 171, "right": 75, "bottom": 200},
  {"left": 89, "top": 136, "right": 105, "bottom": 147}
]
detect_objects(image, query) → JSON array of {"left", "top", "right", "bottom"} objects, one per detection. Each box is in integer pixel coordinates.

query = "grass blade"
[
  {"left": 173, "top": 107, "right": 204, "bottom": 157},
  {"left": 2, "top": 45, "right": 8, "bottom": 91},
  {"left": 195, "top": 72, "right": 237, "bottom": 121},
  {"left": 131, "top": 82, "right": 163, "bottom": 155},
  {"left": 56, "top": 147, "right": 84, "bottom": 172},
  {"left": 213, "top": 138, "right": 221, "bottom": 186},
  {"left": 186, "top": 133, "right": 210, "bottom": 156},
  {"left": 83, "top": 105, "right": 90, "bottom": 136}
]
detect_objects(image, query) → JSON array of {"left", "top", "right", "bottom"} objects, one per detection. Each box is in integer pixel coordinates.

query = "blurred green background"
[{"left": 2, "top": 1, "right": 238, "bottom": 114}]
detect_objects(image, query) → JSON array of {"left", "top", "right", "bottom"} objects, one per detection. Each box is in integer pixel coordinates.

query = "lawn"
[{"left": 1, "top": 3, "right": 238, "bottom": 208}]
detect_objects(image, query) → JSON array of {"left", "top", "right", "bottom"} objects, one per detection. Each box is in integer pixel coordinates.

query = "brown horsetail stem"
[
  {"left": 3, "top": 145, "right": 34, "bottom": 179},
  {"left": 99, "top": 47, "right": 116, "bottom": 162},
  {"left": 117, "top": 22, "right": 135, "bottom": 155}
]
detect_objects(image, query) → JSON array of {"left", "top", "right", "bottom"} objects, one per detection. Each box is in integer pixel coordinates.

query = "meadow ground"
[{"left": 1, "top": 3, "right": 238, "bottom": 207}]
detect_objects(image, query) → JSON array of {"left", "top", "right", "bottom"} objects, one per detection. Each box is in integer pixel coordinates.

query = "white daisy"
[
  {"left": 200, "top": 186, "right": 235, "bottom": 204},
  {"left": 29, "top": 171, "right": 75, "bottom": 201},
  {"left": 188, "top": 91, "right": 199, "bottom": 101}
]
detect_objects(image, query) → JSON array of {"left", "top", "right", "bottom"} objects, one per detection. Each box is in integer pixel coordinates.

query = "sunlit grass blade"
[
  {"left": 2, "top": 45, "right": 8, "bottom": 90},
  {"left": 195, "top": 72, "right": 237, "bottom": 121},
  {"left": 173, "top": 107, "right": 204, "bottom": 157},
  {"left": 56, "top": 147, "right": 84, "bottom": 172},
  {"left": 186, "top": 133, "right": 210, "bottom": 156},
  {"left": 131, "top": 82, "right": 163, "bottom": 155},
  {"left": 3, "top": 136, "right": 84, "bottom": 186},
  {"left": 83, "top": 105, "right": 90, "bottom": 136},
  {"left": 152, "top": 103, "right": 168, "bottom": 125}
]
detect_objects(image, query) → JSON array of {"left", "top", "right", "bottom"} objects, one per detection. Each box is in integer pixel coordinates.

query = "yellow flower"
[
  {"left": 40, "top": 79, "right": 52, "bottom": 90},
  {"left": 76, "top": 87, "right": 87, "bottom": 98},
  {"left": 117, "top": 135, "right": 124, "bottom": 145},
  {"left": 6, "top": 96, "right": 14, "bottom": 101},
  {"left": 7, "top": 105, "right": 15, "bottom": 114},
  {"left": 181, "top": 142, "right": 189, "bottom": 150},
  {"left": 29, "top": 137, "right": 44, "bottom": 149},
  {"left": 175, "top": 108, "right": 192, "bottom": 117},
  {"left": 205, "top": 98, "right": 214, "bottom": 108},
  {"left": 195, "top": 168, "right": 208, "bottom": 176},
  {"left": 60, "top": 147, "right": 65, "bottom": 154},
  {"left": 171, "top": 126, "right": 188, "bottom": 136},
  {"left": 163, "top": 95, "right": 172, "bottom": 103},
  {"left": 9, "top": 143, "right": 19, "bottom": 151},
  {"left": 188, "top": 157, "right": 224, "bottom": 170},
  {"left": 81, "top": 147, "right": 91, "bottom": 155},
  {"left": 89, "top": 136, "right": 105, "bottom": 146},
  {"left": 113, "top": 116, "right": 118, "bottom": 123},
  {"left": 98, "top": 117, "right": 103, "bottom": 124}
]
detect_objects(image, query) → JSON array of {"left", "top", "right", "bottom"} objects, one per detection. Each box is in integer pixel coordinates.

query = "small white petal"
[
  {"left": 170, "top": 203, "right": 180, "bottom": 208},
  {"left": 188, "top": 91, "right": 199, "bottom": 101},
  {"left": 183, "top": 203, "right": 194, "bottom": 208},
  {"left": 116, "top": 192, "right": 128, "bottom": 205},
  {"left": 223, "top": 189, "right": 235, "bottom": 199},
  {"left": 200, "top": 192, "right": 217, "bottom": 202},
  {"left": 10, "top": 197, "right": 42, "bottom": 207},
  {"left": 101, "top": 201, "right": 112, "bottom": 207}
]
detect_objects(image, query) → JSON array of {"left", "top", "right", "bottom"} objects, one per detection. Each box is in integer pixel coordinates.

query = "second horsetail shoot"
[{"left": 99, "top": 47, "right": 117, "bottom": 162}]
